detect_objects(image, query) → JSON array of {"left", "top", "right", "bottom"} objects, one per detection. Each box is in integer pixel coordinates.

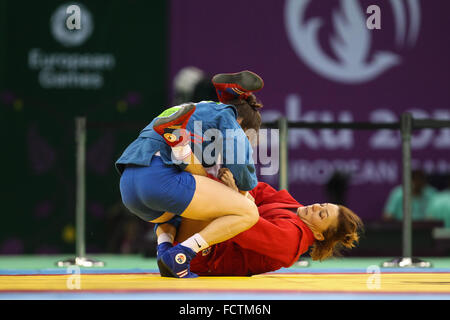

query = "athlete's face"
[{"left": 297, "top": 203, "right": 340, "bottom": 241}]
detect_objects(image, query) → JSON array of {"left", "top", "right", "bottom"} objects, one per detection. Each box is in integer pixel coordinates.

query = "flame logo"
[{"left": 284, "top": 0, "right": 421, "bottom": 84}]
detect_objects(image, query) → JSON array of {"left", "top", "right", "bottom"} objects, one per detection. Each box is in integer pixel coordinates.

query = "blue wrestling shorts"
[{"left": 119, "top": 156, "right": 196, "bottom": 221}]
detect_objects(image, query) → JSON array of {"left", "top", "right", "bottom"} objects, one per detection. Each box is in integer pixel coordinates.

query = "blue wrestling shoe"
[
  {"left": 157, "top": 244, "right": 198, "bottom": 278},
  {"left": 156, "top": 242, "right": 172, "bottom": 260},
  {"left": 156, "top": 242, "right": 174, "bottom": 277}
]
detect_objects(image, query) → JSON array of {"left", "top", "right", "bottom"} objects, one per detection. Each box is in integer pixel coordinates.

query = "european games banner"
[
  {"left": 169, "top": 0, "right": 450, "bottom": 220},
  {"left": 2, "top": 0, "right": 166, "bottom": 122}
]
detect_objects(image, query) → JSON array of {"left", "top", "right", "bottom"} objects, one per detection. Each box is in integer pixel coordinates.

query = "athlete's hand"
[
  {"left": 218, "top": 168, "right": 239, "bottom": 192},
  {"left": 218, "top": 168, "right": 255, "bottom": 202}
]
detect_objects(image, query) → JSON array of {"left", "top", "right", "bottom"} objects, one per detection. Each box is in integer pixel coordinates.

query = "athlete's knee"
[{"left": 240, "top": 200, "right": 259, "bottom": 228}]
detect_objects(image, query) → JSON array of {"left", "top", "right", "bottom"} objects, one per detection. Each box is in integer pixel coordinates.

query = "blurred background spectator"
[
  {"left": 172, "top": 66, "right": 217, "bottom": 105},
  {"left": 383, "top": 170, "right": 438, "bottom": 221},
  {"left": 325, "top": 171, "right": 350, "bottom": 206},
  {"left": 427, "top": 177, "right": 450, "bottom": 228}
]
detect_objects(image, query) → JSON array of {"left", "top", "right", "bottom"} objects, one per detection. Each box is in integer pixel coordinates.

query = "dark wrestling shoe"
[
  {"left": 153, "top": 104, "right": 196, "bottom": 148},
  {"left": 156, "top": 242, "right": 173, "bottom": 277},
  {"left": 212, "top": 70, "right": 264, "bottom": 103},
  {"left": 157, "top": 244, "right": 198, "bottom": 278}
]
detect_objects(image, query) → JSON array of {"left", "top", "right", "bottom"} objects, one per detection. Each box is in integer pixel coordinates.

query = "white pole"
[
  {"left": 56, "top": 117, "right": 104, "bottom": 267},
  {"left": 278, "top": 117, "right": 288, "bottom": 191}
]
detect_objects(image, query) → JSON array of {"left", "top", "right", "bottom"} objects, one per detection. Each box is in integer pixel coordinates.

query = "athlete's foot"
[
  {"left": 153, "top": 104, "right": 196, "bottom": 148},
  {"left": 157, "top": 244, "right": 198, "bottom": 278},
  {"left": 212, "top": 70, "right": 264, "bottom": 103},
  {"left": 156, "top": 242, "right": 172, "bottom": 260},
  {"left": 156, "top": 242, "right": 174, "bottom": 277}
]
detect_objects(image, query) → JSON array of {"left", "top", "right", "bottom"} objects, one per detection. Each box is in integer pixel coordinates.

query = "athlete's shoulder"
[
  {"left": 195, "top": 100, "right": 237, "bottom": 116},
  {"left": 192, "top": 101, "right": 239, "bottom": 130}
]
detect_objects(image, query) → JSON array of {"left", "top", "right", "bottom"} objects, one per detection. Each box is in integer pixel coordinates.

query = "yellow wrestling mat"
[
  {"left": 1, "top": 272, "right": 450, "bottom": 295},
  {"left": 2, "top": 256, "right": 450, "bottom": 299}
]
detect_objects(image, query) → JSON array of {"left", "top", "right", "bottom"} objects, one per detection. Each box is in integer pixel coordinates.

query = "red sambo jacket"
[{"left": 190, "top": 181, "right": 315, "bottom": 276}]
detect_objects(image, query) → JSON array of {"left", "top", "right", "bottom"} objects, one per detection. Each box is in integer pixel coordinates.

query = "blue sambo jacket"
[{"left": 115, "top": 101, "right": 257, "bottom": 191}]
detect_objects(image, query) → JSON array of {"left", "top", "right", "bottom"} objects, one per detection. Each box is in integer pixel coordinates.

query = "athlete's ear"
[{"left": 313, "top": 231, "right": 324, "bottom": 241}]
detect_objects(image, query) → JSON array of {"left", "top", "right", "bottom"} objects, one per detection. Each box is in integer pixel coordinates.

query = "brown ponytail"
[
  {"left": 309, "top": 205, "right": 364, "bottom": 261},
  {"left": 227, "top": 94, "right": 263, "bottom": 132}
]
